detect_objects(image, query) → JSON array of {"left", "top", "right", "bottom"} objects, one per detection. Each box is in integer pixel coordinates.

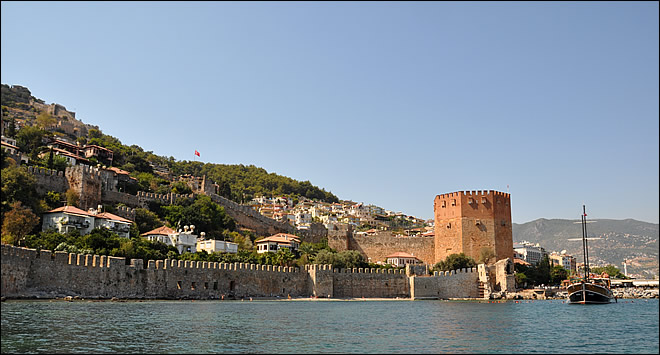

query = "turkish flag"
[{"left": 195, "top": 150, "right": 200, "bottom": 157}]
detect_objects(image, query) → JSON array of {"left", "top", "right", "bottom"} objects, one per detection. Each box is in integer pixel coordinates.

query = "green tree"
[
  {"left": 134, "top": 208, "right": 163, "bottom": 234},
  {"left": 549, "top": 265, "right": 569, "bottom": 285},
  {"left": 1, "top": 201, "right": 40, "bottom": 246},
  {"left": 535, "top": 255, "right": 551, "bottom": 286},
  {"left": 591, "top": 265, "right": 627, "bottom": 279},
  {"left": 232, "top": 232, "right": 253, "bottom": 251},
  {"left": 162, "top": 195, "right": 235, "bottom": 238},
  {"left": 273, "top": 248, "right": 295, "bottom": 266},
  {"left": 65, "top": 188, "right": 79, "bottom": 207},
  {"left": 76, "top": 227, "right": 121, "bottom": 255},
  {"left": 35, "top": 111, "right": 57, "bottom": 130},
  {"left": 1, "top": 165, "right": 40, "bottom": 216},
  {"left": 37, "top": 149, "right": 68, "bottom": 171},
  {"left": 16, "top": 125, "right": 48, "bottom": 160},
  {"left": 515, "top": 272, "right": 528, "bottom": 289},
  {"left": 44, "top": 191, "right": 62, "bottom": 210},
  {"left": 171, "top": 181, "right": 192, "bottom": 194},
  {"left": 6, "top": 117, "right": 17, "bottom": 138},
  {"left": 313, "top": 249, "right": 336, "bottom": 265},
  {"left": 434, "top": 253, "right": 477, "bottom": 272},
  {"left": 25, "top": 229, "right": 78, "bottom": 251},
  {"left": 336, "top": 250, "right": 367, "bottom": 269}
]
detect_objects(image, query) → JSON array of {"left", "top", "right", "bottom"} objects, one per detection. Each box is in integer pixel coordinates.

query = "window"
[
  {"left": 451, "top": 199, "right": 456, "bottom": 206},
  {"left": 441, "top": 200, "right": 446, "bottom": 208}
]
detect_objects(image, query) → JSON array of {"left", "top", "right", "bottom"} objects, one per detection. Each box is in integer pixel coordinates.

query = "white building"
[
  {"left": 549, "top": 251, "right": 577, "bottom": 273},
  {"left": 295, "top": 211, "right": 312, "bottom": 225},
  {"left": 255, "top": 233, "right": 301, "bottom": 254},
  {"left": 42, "top": 205, "right": 133, "bottom": 238},
  {"left": 141, "top": 225, "right": 198, "bottom": 254},
  {"left": 513, "top": 241, "right": 548, "bottom": 265},
  {"left": 320, "top": 214, "right": 338, "bottom": 224},
  {"left": 196, "top": 239, "right": 238, "bottom": 254},
  {"left": 386, "top": 252, "right": 421, "bottom": 267}
]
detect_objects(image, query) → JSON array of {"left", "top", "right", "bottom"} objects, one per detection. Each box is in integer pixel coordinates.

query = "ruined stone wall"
[
  {"left": 102, "top": 190, "right": 140, "bottom": 207},
  {"left": 410, "top": 268, "right": 480, "bottom": 299},
  {"left": 113, "top": 206, "right": 136, "bottom": 221},
  {"left": 65, "top": 165, "right": 102, "bottom": 210},
  {"left": 27, "top": 166, "right": 68, "bottom": 195},
  {"left": 296, "top": 223, "right": 328, "bottom": 243},
  {"left": 207, "top": 193, "right": 296, "bottom": 236},
  {"left": 331, "top": 232, "right": 435, "bottom": 265}
]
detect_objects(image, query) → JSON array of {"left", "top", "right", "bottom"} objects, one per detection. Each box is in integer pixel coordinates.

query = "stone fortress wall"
[
  {"left": 329, "top": 232, "right": 435, "bottom": 265},
  {"left": 26, "top": 164, "right": 312, "bottom": 237},
  {"left": 1, "top": 244, "right": 506, "bottom": 300}
]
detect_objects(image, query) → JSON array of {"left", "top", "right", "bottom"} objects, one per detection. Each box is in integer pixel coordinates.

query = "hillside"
[
  {"left": 513, "top": 218, "right": 659, "bottom": 278},
  {"left": 1, "top": 83, "right": 339, "bottom": 204}
]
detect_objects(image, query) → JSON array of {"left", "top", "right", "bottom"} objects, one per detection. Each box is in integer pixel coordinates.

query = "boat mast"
[{"left": 582, "top": 205, "right": 590, "bottom": 281}]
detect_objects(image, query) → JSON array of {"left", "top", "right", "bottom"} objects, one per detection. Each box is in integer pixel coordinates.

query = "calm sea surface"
[{"left": 1, "top": 299, "right": 658, "bottom": 354}]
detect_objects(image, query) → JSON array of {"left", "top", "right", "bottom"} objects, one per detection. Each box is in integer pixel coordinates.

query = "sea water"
[{"left": 1, "top": 299, "right": 658, "bottom": 353}]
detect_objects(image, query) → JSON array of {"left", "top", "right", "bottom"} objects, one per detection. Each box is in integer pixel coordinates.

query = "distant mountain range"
[{"left": 513, "top": 218, "right": 659, "bottom": 279}]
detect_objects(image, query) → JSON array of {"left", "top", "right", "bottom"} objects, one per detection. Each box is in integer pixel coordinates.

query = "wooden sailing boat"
[{"left": 566, "top": 205, "right": 615, "bottom": 304}]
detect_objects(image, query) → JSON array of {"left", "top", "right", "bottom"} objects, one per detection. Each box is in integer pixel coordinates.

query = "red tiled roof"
[
  {"left": 96, "top": 212, "right": 133, "bottom": 223},
  {"left": 142, "top": 225, "right": 176, "bottom": 236},
  {"left": 51, "top": 148, "right": 90, "bottom": 162},
  {"left": 514, "top": 258, "right": 530, "bottom": 266},
  {"left": 46, "top": 205, "right": 91, "bottom": 216},
  {"left": 386, "top": 252, "right": 419, "bottom": 260},
  {"left": 1, "top": 141, "right": 20, "bottom": 150},
  {"left": 256, "top": 233, "right": 301, "bottom": 245},
  {"left": 108, "top": 167, "right": 131, "bottom": 175}
]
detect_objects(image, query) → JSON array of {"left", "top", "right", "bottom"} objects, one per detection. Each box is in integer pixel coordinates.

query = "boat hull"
[{"left": 567, "top": 282, "right": 614, "bottom": 304}]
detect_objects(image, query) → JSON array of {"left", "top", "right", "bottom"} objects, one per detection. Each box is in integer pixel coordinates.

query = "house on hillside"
[
  {"left": 255, "top": 233, "right": 300, "bottom": 254},
  {"left": 141, "top": 225, "right": 198, "bottom": 254},
  {"left": 196, "top": 239, "right": 238, "bottom": 254},
  {"left": 1, "top": 135, "right": 28, "bottom": 164},
  {"left": 39, "top": 147, "right": 90, "bottom": 166},
  {"left": 81, "top": 144, "right": 113, "bottom": 166},
  {"left": 386, "top": 252, "right": 421, "bottom": 267},
  {"left": 42, "top": 205, "right": 133, "bottom": 238}
]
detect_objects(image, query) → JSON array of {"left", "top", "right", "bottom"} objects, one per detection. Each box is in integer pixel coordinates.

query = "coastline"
[{"left": 3, "top": 291, "right": 658, "bottom": 303}]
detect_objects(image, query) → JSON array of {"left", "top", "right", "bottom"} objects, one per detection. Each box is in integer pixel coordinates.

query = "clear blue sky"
[{"left": 2, "top": 2, "right": 658, "bottom": 224}]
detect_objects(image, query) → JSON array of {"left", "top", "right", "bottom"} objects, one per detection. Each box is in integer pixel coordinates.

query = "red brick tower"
[{"left": 434, "top": 190, "right": 513, "bottom": 264}]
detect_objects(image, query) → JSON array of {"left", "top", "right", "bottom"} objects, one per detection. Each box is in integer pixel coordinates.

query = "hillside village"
[{"left": 1, "top": 83, "right": 657, "bottom": 281}]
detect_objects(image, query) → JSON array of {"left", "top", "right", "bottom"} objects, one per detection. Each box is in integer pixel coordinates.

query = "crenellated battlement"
[
  {"left": 436, "top": 190, "right": 510, "bottom": 200},
  {"left": 1, "top": 244, "right": 482, "bottom": 300},
  {"left": 27, "top": 166, "right": 65, "bottom": 177},
  {"left": 113, "top": 206, "right": 136, "bottom": 221},
  {"left": 432, "top": 267, "right": 477, "bottom": 277}
]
